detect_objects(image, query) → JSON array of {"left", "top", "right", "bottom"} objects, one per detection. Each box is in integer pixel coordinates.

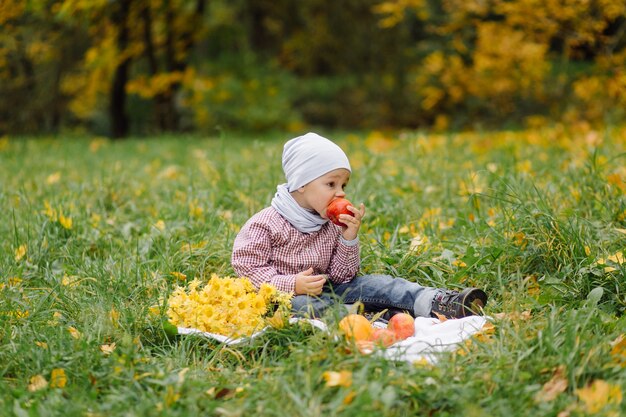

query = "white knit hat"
[{"left": 282, "top": 132, "right": 351, "bottom": 191}]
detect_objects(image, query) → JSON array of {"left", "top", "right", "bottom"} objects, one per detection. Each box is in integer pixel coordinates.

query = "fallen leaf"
[
  {"left": 433, "top": 312, "right": 448, "bottom": 322},
  {"left": 28, "top": 375, "right": 48, "bottom": 392},
  {"left": 610, "top": 334, "right": 626, "bottom": 366},
  {"left": 100, "top": 343, "right": 116, "bottom": 355},
  {"left": 576, "top": 380, "right": 622, "bottom": 414},
  {"left": 323, "top": 370, "right": 352, "bottom": 388},
  {"left": 50, "top": 368, "right": 67, "bottom": 388},
  {"left": 68, "top": 326, "right": 81, "bottom": 339},
  {"left": 343, "top": 390, "right": 357, "bottom": 405},
  {"left": 14, "top": 244, "right": 27, "bottom": 262},
  {"left": 534, "top": 366, "right": 568, "bottom": 403}
]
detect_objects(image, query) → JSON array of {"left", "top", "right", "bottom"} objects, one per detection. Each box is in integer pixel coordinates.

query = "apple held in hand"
[
  {"left": 387, "top": 313, "right": 415, "bottom": 341},
  {"left": 327, "top": 198, "right": 353, "bottom": 227}
]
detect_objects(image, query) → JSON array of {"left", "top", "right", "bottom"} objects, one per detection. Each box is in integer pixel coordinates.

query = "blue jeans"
[{"left": 290, "top": 274, "right": 438, "bottom": 318}]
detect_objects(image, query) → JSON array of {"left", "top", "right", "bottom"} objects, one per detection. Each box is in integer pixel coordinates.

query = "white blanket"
[
  {"left": 177, "top": 315, "right": 487, "bottom": 363},
  {"left": 378, "top": 316, "right": 487, "bottom": 363}
]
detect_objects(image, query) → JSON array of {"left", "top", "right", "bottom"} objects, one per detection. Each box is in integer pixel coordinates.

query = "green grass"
[{"left": 2, "top": 127, "right": 626, "bottom": 416}]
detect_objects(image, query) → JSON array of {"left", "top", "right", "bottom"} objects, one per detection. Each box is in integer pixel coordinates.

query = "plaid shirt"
[{"left": 232, "top": 207, "right": 360, "bottom": 294}]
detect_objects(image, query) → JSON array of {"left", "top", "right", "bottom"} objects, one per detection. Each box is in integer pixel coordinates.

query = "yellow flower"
[{"left": 166, "top": 275, "right": 291, "bottom": 337}]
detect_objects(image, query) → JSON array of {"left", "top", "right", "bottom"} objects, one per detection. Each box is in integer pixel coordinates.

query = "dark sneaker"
[{"left": 431, "top": 288, "right": 487, "bottom": 319}]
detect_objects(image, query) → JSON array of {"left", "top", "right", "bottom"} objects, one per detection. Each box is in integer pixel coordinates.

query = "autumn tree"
[
  {"left": 375, "top": 0, "right": 626, "bottom": 127},
  {"left": 0, "top": 0, "right": 86, "bottom": 134}
]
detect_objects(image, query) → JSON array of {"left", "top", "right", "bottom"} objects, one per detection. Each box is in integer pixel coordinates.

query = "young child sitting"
[{"left": 232, "top": 132, "right": 487, "bottom": 319}]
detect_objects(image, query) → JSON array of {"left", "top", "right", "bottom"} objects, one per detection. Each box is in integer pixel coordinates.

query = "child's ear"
[{"left": 297, "top": 186, "right": 306, "bottom": 193}]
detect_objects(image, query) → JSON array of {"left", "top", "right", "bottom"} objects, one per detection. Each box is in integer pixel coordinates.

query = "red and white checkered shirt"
[{"left": 232, "top": 207, "right": 360, "bottom": 294}]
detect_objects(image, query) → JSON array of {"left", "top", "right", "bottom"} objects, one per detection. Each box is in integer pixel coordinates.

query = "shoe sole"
[{"left": 459, "top": 288, "right": 488, "bottom": 317}]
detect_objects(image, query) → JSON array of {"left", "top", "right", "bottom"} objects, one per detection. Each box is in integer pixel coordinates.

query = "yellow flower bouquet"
[{"left": 166, "top": 275, "right": 292, "bottom": 339}]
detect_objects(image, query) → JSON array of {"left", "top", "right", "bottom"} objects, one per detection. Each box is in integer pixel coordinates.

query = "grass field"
[{"left": 2, "top": 126, "right": 626, "bottom": 416}]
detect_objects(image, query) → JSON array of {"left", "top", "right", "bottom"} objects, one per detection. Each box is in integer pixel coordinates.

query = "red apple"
[
  {"left": 387, "top": 313, "right": 415, "bottom": 341},
  {"left": 326, "top": 198, "right": 352, "bottom": 227},
  {"left": 370, "top": 327, "right": 398, "bottom": 347}
]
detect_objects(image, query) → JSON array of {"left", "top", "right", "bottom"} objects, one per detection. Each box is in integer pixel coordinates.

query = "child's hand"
[
  {"left": 340, "top": 203, "right": 366, "bottom": 241},
  {"left": 294, "top": 267, "right": 327, "bottom": 296}
]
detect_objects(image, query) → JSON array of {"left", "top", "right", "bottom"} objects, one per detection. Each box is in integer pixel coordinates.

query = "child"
[{"left": 232, "top": 132, "right": 487, "bottom": 319}]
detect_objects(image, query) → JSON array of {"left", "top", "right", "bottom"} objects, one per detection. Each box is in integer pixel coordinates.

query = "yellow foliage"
[
  {"left": 0, "top": 0, "right": 24, "bottom": 25},
  {"left": 373, "top": 0, "right": 426, "bottom": 28},
  {"left": 127, "top": 72, "right": 186, "bottom": 99}
]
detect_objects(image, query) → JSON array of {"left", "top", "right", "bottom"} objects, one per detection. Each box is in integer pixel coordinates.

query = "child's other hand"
[
  {"left": 340, "top": 203, "right": 366, "bottom": 241},
  {"left": 294, "top": 267, "right": 327, "bottom": 296}
]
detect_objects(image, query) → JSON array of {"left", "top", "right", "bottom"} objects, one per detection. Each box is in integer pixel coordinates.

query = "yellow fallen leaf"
[
  {"left": 266, "top": 309, "right": 288, "bottom": 329},
  {"left": 343, "top": 390, "right": 357, "bottom": 405},
  {"left": 100, "top": 343, "right": 116, "bottom": 355},
  {"left": 433, "top": 312, "right": 448, "bottom": 322},
  {"left": 534, "top": 366, "right": 568, "bottom": 403},
  {"left": 109, "top": 308, "right": 120, "bottom": 327},
  {"left": 323, "top": 370, "right": 352, "bottom": 388},
  {"left": 576, "top": 380, "right": 622, "bottom": 414},
  {"left": 474, "top": 321, "right": 496, "bottom": 343},
  {"left": 68, "top": 326, "right": 81, "bottom": 339},
  {"left": 50, "top": 368, "right": 67, "bottom": 388},
  {"left": 170, "top": 271, "right": 187, "bottom": 281},
  {"left": 15, "top": 244, "right": 27, "bottom": 262},
  {"left": 607, "top": 252, "right": 626, "bottom": 264},
  {"left": 154, "top": 220, "right": 166, "bottom": 231},
  {"left": 610, "top": 335, "right": 626, "bottom": 367},
  {"left": 28, "top": 375, "right": 48, "bottom": 392},
  {"left": 164, "top": 385, "right": 180, "bottom": 406},
  {"left": 59, "top": 213, "right": 72, "bottom": 230},
  {"left": 46, "top": 172, "right": 61, "bottom": 185}
]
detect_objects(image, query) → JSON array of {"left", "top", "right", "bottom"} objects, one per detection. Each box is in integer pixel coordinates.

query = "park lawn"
[{"left": 1, "top": 127, "right": 626, "bottom": 416}]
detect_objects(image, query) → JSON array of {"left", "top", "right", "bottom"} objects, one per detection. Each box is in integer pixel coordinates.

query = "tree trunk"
[
  {"left": 110, "top": 0, "right": 132, "bottom": 139},
  {"left": 141, "top": 4, "right": 170, "bottom": 132},
  {"left": 161, "top": 0, "right": 206, "bottom": 131}
]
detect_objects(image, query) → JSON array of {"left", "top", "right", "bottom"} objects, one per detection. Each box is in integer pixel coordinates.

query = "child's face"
[{"left": 296, "top": 168, "right": 351, "bottom": 218}]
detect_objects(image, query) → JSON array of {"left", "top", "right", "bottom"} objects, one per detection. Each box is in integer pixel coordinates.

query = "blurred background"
[{"left": 1, "top": 0, "right": 625, "bottom": 138}]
